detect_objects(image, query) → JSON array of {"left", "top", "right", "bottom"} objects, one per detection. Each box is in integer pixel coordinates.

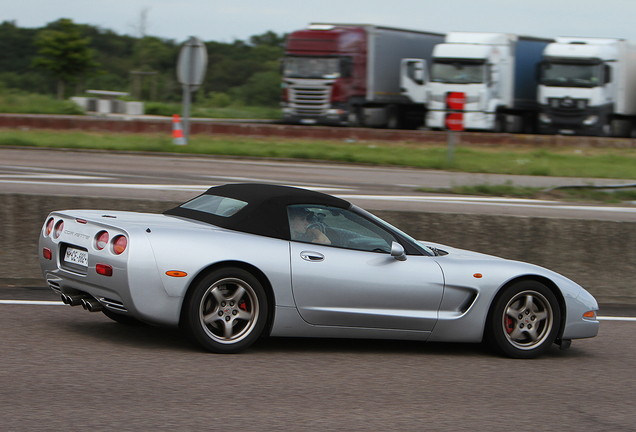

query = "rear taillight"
[
  {"left": 42, "top": 248, "right": 52, "bottom": 260},
  {"left": 95, "top": 231, "right": 109, "bottom": 250},
  {"left": 113, "top": 235, "right": 127, "bottom": 255},
  {"left": 54, "top": 220, "right": 64, "bottom": 239},
  {"left": 45, "top": 218, "right": 55, "bottom": 237}
]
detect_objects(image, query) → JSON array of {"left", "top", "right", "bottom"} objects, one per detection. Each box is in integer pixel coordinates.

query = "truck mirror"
[
  {"left": 407, "top": 61, "right": 424, "bottom": 85},
  {"left": 414, "top": 68, "right": 424, "bottom": 82}
]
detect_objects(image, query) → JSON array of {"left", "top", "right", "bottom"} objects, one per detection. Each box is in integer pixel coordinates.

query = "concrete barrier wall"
[{"left": 2, "top": 193, "right": 633, "bottom": 304}]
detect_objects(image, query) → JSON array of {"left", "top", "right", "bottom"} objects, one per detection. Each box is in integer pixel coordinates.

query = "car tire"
[
  {"left": 487, "top": 280, "right": 561, "bottom": 359},
  {"left": 102, "top": 308, "right": 147, "bottom": 326},
  {"left": 182, "top": 267, "right": 268, "bottom": 354}
]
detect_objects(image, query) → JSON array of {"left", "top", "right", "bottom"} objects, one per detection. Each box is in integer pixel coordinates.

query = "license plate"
[
  {"left": 64, "top": 248, "right": 88, "bottom": 267},
  {"left": 300, "top": 119, "right": 317, "bottom": 124}
]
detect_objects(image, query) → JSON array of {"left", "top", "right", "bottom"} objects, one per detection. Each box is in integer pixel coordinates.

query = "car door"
[{"left": 288, "top": 205, "right": 444, "bottom": 332}]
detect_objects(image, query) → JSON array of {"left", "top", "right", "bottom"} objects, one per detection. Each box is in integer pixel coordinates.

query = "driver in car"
[{"left": 288, "top": 207, "right": 331, "bottom": 245}]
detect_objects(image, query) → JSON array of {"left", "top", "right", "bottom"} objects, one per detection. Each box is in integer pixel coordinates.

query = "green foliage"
[
  {"left": 232, "top": 70, "right": 282, "bottom": 106},
  {"left": 32, "top": 18, "right": 100, "bottom": 99},
  {"left": 0, "top": 20, "right": 285, "bottom": 106}
]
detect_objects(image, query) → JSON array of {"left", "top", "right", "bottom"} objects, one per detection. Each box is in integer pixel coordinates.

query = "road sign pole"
[
  {"left": 182, "top": 84, "right": 191, "bottom": 142},
  {"left": 176, "top": 36, "right": 208, "bottom": 145},
  {"left": 447, "top": 131, "right": 455, "bottom": 165}
]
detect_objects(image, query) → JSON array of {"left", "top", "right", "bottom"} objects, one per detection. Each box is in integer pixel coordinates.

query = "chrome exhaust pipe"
[
  {"left": 81, "top": 298, "right": 103, "bottom": 312},
  {"left": 61, "top": 294, "right": 86, "bottom": 306}
]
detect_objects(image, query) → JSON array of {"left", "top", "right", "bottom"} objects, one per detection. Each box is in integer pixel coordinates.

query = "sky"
[{"left": 5, "top": 0, "right": 636, "bottom": 43}]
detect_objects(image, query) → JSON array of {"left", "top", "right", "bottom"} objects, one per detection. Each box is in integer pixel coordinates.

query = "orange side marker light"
[
  {"left": 473, "top": 273, "right": 483, "bottom": 278},
  {"left": 166, "top": 271, "right": 188, "bottom": 278}
]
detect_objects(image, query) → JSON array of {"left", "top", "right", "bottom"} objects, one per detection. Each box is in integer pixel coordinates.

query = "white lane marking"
[
  {"left": 0, "top": 300, "right": 64, "bottom": 305},
  {"left": 1, "top": 300, "right": 635, "bottom": 321},
  {"left": 339, "top": 194, "right": 636, "bottom": 213},
  {"left": 598, "top": 316, "right": 636, "bottom": 322},
  {"left": 0, "top": 180, "right": 210, "bottom": 191},
  {"left": 0, "top": 180, "right": 354, "bottom": 194},
  {"left": 0, "top": 174, "right": 112, "bottom": 180}
]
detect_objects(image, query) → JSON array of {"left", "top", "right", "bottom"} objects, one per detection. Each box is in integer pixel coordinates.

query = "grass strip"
[{"left": 2, "top": 129, "right": 636, "bottom": 181}]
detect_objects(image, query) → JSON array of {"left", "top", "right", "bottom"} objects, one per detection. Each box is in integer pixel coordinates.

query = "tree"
[{"left": 32, "top": 18, "right": 99, "bottom": 99}]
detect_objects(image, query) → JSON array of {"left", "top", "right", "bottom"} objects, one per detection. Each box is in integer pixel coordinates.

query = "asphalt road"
[
  {"left": 2, "top": 147, "right": 636, "bottom": 429},
  {"left": 2, "top": 147, "right": 636, "bottom": 221},
  {"left": 1, "top": 287, "right": 635, "bottom": 431}
]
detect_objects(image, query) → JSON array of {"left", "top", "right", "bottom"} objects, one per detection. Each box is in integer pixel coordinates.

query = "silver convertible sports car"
[{"left": 39, "top": 183, "right": 599, "bottom": 358}]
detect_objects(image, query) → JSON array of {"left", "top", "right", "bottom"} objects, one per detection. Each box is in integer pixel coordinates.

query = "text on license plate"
[{"left": 64, "top": 248, "right": 88, "bottom": 267}]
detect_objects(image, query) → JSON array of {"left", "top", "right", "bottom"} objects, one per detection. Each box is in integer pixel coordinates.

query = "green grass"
[
  {"left": 2, "top": 130, "right": 636, "bottom": 182},
  {"left": 0, "top": 91, "right": 84, "bottom": 115},
  {"left": 419, "top": 181, "right": 636, "bottom": 204},
  {"left": 144, "top": 102, "right": 280, "bottom": 119}
]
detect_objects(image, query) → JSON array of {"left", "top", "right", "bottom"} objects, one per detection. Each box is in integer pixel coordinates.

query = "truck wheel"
[
  {"left": 494, "top": 115, "right": 504, "bottom": 133},
  {"left": 486, "top": 280, "right": 561, "bottom": 359},
  {"left": 182, "top": 267, "right": 268, "bottom": 354},
  {"left": 386, "top": 105, "right": 401, "bottom": 129},
  {"left": 348, "top": 106, "right": 364, "bottom": 127}
]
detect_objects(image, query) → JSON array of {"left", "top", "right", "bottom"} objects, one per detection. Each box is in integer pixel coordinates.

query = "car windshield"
[
  {"left": 540, "top": 62, "right": 602, "bottom": 87},
  {"left": 353, "top": 206, "right": 436, "bottom": 256},
  {"left": 283, "top": 56, "right": 340, "bottom": 79},
  {"left": 180, "top": 195, "right": 248, "bottom": 218},
  {"left": 431, "top": 60, "right": 486, "bottom": 84}
]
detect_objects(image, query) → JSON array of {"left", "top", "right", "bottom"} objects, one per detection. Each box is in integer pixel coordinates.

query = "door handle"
[{"left": 300, "top": 251, "right": 325, "bottom": 262}]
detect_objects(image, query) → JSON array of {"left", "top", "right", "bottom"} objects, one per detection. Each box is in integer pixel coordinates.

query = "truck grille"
[
  {"left": 287, "top": 81, "right": 332, "bottom": 116},
  {"left": 547, "top": 98, "right": 587, "bottom": 117}
]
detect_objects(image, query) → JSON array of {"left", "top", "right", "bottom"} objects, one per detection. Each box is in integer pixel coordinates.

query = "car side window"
[{"left": 287, "top": 205, "right": 396, "bottom": 253}]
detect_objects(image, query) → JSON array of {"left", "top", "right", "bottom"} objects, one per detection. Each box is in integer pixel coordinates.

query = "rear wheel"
[
  {"left": 487, "top": 281, "right": 560, "bottom": 359},
  {"left": 182, "top": 268, "right": 267, "bottom": 354}
]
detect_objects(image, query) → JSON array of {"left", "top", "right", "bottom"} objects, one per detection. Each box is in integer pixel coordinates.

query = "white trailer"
[
  {"left": 403, "top": 32, "right": 552, "bottom": 132},
  {"left": 537, "top": 38, "right": 636, "bottom": 136}
]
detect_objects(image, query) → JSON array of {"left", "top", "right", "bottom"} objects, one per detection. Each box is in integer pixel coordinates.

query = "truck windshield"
[
  {"left": 283, "top": 57, "right": 340, "bottom": 79},
  {"left": 431, "top": 60, "right": 485, "bottom": 84},
  {"left": 540, "top": 62, "right": 602, "bottom": 87}
]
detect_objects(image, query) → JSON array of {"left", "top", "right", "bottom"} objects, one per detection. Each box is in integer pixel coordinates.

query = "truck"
[
  {"left": 537, "top": 37, "right": 636, "bottom": 137},
  {"left": 280, "top": 23, "right": 444, "bottom": 128},
  {"left": 417, "top": 32, "right": 552, "bottom": 133}
]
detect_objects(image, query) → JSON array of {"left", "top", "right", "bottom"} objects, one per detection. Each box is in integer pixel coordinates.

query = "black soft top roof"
[{"left": 164, "top": 183, "right": 351, "bottom": 240}]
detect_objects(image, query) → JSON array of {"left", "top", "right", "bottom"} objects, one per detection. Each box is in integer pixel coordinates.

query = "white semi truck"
[
  {"left": 405, "top": 32, "right": 552, "bottom": 132},
  {"left": 537, "top": 37, "right": 636, "bottom": 136}
]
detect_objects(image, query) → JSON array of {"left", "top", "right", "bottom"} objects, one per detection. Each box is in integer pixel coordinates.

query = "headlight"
[
  {"left": 583, "top": 115, "right": 598, "bottom": 125},
  {"left": 539, "top": 113, "right": 552, "bottom": 124}
]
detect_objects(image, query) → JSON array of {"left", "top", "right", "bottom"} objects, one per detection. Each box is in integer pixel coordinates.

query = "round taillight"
[
  {"left": 95, "top": 231, "right": 109, "bottom": 250},
  {"left": 113, "top": 235, "right": 127, "bottom": 255},
  {"left": 54, "top": 220, "right": 64, "bottom": 239},
  {"left": 45, "top": 218, "right": 55, "bottom": 236}
]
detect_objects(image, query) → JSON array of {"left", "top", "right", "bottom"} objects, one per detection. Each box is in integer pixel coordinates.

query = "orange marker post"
[{"left": 172, "top": 114, "right": 187, "bottom": 145}]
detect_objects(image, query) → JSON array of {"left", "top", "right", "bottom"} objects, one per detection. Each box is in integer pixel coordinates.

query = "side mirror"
[{"left": 391, "top": 241, "right": 407, "bottom": 261}]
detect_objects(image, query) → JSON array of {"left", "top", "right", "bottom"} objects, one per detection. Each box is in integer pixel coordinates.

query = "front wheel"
[
  {"left": 487, "top": 281, "right": 561, "bottom": 359},
  {"left": 182, "top": 268, "right": 268, "bottom": 353}
]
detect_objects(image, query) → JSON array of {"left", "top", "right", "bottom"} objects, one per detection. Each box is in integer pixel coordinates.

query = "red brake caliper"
[
  {"left": 239, "top": 301, "right": 247, "bottom": 312},
  {"left": 505, "top": 316, "right": 514, "bottom": 333}
]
